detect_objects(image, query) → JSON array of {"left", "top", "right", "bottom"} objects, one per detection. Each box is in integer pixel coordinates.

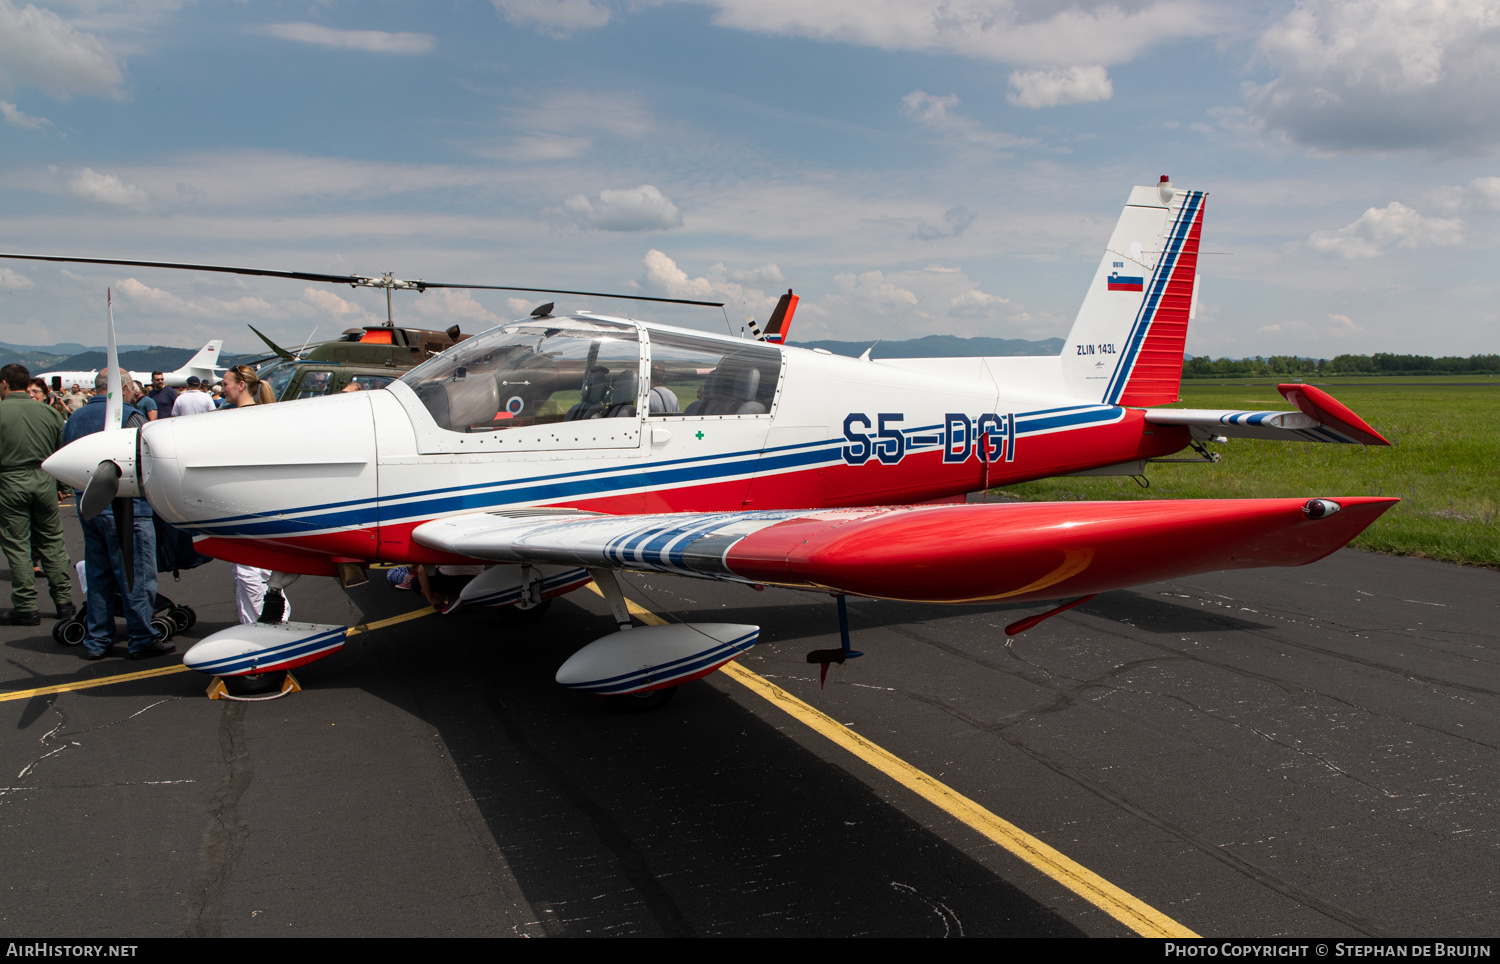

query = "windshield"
[
  {"left": 260, "top": 360, "right": 297, "bottom": 401},
  {"left": 401, "top": 320, "right": 641, "bottom": 433}
]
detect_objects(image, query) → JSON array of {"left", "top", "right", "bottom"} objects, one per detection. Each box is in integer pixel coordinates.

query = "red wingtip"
[{"left": 1278, "top": 383, "right": 1391, "bottom": 445}]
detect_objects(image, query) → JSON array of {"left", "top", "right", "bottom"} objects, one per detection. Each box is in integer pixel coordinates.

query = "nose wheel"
[{"left": 208, "top": 671, "right": 302, "bottom": 701}]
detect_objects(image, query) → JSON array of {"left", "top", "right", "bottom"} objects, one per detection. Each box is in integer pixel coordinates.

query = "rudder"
[
  {"left": 182, "top": 339, "right": 222, "bottom": 373},
  {"left": 1062, "top": 179, "right": 1204, "bottom": 406}
]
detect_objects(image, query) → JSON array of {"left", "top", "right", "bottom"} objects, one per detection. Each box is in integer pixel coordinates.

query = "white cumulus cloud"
[
  {"left": 0, "top": 0, "right": 125, "bottom": 99},
  {"left": 1308, "top": 201, "right": 1465, "bottom": 258},
  {"left": 948, "top": 288, "right": 1010, "bottom": 318},
  {"left": 829, "top": 269, "right": 919, "bottom": 314},
  {"left": 302, "top": 287, "right": 376, "bottom": 322},
  {"left": 1467, "top": 176, "right": 1500, "bottom": 211},
  {"left": 493, "top": 0, "right": 612, "bottom": 37},
  {"left": 1247, "top": 0, "right": 1500, "bottom": 151},
  {"left": 116, "top": 278, "right": 276, "bottom": 318},
  {"left": 914, "top": 205, "right": 977, "bottom": 241},
  {"left": 255, "top": 23, "right": 438, "bottom": 55},
  {"left": 900, "top": 90, "right": 1035, "bottom": 149},
  {"left": 0, "top": 267, "right": 35, "bottom": 290},
  {"left": 692, "top": 0, "right": 1220, "bottom": 66},
  {"left": 1, "top": 99, "right": 54, "bottom": 130},
  {"left": 67, "top": 168, "right": 149, "bottom": 209},
  {"left": 798, "top": 265, "right": 1042, "bottom": 340},
  {"left": 639, "top": 250, "right": 780, "bottom": 311},
  {"left": 1007, "top": 65, "right": 1113, "bottom": 108},
  {"left": 409, "top": 289, "right": 504, "bottom": 330},
  {"left": 565, "top": 185, "right": 683, "bottom": 231}
]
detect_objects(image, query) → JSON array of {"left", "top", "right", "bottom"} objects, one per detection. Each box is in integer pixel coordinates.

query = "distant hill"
[
  {"left": 796, "top": 334, "right": 1064, "bottom": 359},
  {"left": 0, "top": 341, "right": 262, "bottom": 378},
  {"left": 43, "top": 346, "right": 202, "bottom": 373},
  {"left": 0, "top": 340, "right": 156, "bottom": 373}
]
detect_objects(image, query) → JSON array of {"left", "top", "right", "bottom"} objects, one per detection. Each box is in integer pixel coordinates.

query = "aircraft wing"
[
  {"left": 411, "top": 496, "right": 1398, "bottom": 606},
  {"left": 1144, "top": 382, "right": 1391, "bottom": 445}
]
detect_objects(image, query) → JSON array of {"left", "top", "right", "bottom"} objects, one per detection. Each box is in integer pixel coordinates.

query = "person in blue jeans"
[{"left": 60, "top": 369, "right": 169, "bottom": 661}]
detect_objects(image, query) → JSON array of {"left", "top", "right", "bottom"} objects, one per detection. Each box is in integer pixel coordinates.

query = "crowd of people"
[
  {"left": 39, "top": 372, "right": 236, "bottom": 418},
  {"left": 0, "top": 362, "right": 288, "bottom": 659}
]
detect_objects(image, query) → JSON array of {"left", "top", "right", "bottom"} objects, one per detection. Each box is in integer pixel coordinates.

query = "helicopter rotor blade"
[
  {"left": 0, "top": 252, "right": 361, "bottom": 286},
  {"left": 414, "top": 282, "right": 724, "bottom": 308},
  {"left": 0, "top": 253, "right": 726, "bottom": 307}
]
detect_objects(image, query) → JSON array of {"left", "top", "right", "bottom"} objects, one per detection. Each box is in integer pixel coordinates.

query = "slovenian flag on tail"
[{"left": 1107, "top": 272, "right": 1144, "bottom": 292}]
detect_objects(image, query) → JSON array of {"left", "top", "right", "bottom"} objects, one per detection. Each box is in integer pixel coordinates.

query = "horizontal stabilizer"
[
  {"left": 1144, "top": 384, "right": 1390, "bottom": 444},
  {"left": 1278, "top": 382, "right": 1390, "bottom": 445},
  {"left": 414, "top": 497, "right": 1398, "bottom": 605},
  {"left": 1144, "top": 408, "right": 1339, "bottom": 442}
]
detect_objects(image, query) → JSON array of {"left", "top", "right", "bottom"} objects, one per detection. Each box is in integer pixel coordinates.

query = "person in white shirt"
[{"left": 170, "top": 376, "right": 216, "bottom": 417}]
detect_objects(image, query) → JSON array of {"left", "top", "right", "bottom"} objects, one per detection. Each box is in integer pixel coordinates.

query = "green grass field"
[{"left": 1000, "top": 376, "right": 1500, "bottom": 567}]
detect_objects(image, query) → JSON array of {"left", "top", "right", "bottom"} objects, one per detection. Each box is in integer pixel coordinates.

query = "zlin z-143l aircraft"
[{"left": 26, "top": 178, "right": 1397, "bottom": 704}]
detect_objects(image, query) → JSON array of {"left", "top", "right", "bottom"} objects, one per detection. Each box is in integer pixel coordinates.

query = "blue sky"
[{"left": 2, "top": 0, "right": 1498, "bottom": 359}]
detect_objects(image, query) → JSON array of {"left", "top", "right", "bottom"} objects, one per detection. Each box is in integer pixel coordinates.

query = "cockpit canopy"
[
  {"left": 399, "top": 317, "right": 783, "bottom": 435},
  {"left": 401, "top": 319, "right": 639, "bottom": 433}
]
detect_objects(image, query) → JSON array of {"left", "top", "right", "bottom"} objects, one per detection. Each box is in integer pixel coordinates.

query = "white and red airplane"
[{"left": 34, "top": 178, "right": 1397, "bottom": 702}]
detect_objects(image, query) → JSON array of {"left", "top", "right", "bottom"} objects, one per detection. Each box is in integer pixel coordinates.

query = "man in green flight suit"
[{"left": 0, "top": 363, "right": 74, "bottom": 626}]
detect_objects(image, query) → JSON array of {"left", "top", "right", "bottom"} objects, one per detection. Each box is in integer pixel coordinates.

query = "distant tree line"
[{"left": 1183, "top": 353, "right": 1500, "bottom": 377}]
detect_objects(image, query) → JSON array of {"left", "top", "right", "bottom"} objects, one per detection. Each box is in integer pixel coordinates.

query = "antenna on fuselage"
[{"left": 858, "top": 293, "right": 924, "bottom": 362}]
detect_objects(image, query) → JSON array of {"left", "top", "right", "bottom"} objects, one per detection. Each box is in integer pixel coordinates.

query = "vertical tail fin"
[
  {"left": 1062, "top": 178, "right": 1204, "bottom": 406},
  {"left": 181, "top": 339, "right": 223, "bottom": 374},
  {"left": 763, "top": 289, "right": 798, "bottom": 345}
]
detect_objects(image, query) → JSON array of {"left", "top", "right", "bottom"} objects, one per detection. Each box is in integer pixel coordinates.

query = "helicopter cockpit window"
[
  {"left": 400, "top": 321, "right": 642, "bottom": 434},
  {"left": 646, "top": 331, "right": 780, "bottom": 416},
  {"left": 260, "top": 361, "right": 297, "bottom": 401},
  {"left": 296, "top": 370, "right": 334, "bottom": 399}
]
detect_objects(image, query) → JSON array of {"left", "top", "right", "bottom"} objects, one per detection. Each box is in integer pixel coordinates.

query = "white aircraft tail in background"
[{"left": 175, "top": 339, "right": 224, "bottom": 385}]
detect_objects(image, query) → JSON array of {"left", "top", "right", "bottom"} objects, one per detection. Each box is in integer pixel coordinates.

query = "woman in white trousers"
[{"left": 219, "top": 366, "right": 291, "bottom": 625}]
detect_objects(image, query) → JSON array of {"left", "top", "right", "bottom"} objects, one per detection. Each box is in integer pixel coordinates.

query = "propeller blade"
[
  {"left": 105, "top": 288, "right": 123, "bottom": 430},
  {"left": 80, "top": 460, "right": 121, "bottom": 521},
  {"left": 114, "top": 497, "right": 135, "bottom": 593}
]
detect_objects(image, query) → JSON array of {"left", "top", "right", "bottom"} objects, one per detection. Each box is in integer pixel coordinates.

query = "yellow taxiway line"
[
  {"left": 0, "top": 606, "right": 437, "bottom": 704},
  {"left": 590, "top": 583, "right": 1198, "bottom": 939}
]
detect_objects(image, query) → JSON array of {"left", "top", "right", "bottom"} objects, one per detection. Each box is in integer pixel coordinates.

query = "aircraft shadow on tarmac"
[
  {"left": 664, "top": 589, "right": 1273, "bottom": 641},
  {"left": 3, "top": 564, "right": 1271, "bottom": 937},
  {"left": 289, "top": 587, "right": 1112, "bottom": 937}
]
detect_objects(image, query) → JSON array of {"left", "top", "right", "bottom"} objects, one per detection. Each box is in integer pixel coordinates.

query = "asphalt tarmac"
[{"left": 2, "top": 510, "right": 1497, "bottom": 938}]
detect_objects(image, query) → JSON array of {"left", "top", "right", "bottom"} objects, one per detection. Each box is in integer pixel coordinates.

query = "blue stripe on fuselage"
[{"left": 184, "top": 405, "right": 1130, "bottom": 538}]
